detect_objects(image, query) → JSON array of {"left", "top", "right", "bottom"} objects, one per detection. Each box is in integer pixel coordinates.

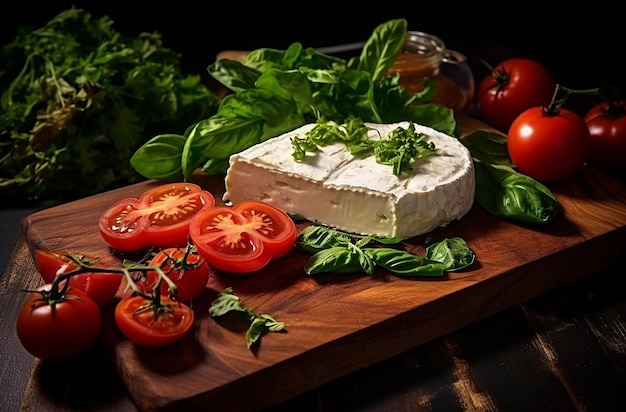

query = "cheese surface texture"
[{"left": 223, "top": 122, "right": 475, "bottom": 239}]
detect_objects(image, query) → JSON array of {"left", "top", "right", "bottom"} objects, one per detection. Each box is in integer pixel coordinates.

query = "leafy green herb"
[
  {"left": 473, "top": 161, "right": 559, "bottom": 224},
  {"left": 131, "top": 18, "right": 457, "bottom": 182},
  {"left": 0, "top": 7, "right": 219, "bottom": 203},
  {"left": 425, "top": 237, "right": 475, "bottom": 271},
  {"left": 297, "top": 225, "right": 475, "bottom": 277},
  {"left": 209, "top": 287, "right": 285, "bottom": 348},
  {"left": 291, "top": 117, "right": 437, "bottom": 177}
]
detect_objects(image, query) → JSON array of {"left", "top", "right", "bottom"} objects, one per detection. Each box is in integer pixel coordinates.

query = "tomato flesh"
[
  {"left": 189, "top": 200, "right": 297, "bottom": 273},
  {"left": 16, "top": 286, "right": 102, "bottom": 362},
  {"left": 34, "top": 249, "right": 122, "bottom": 308},
  {"left": 508, "top": 107, "right": 590, "bottom": 182},
  {"left": 144, "top": 247, "right": 211, "bottom": 303},
  {"left": 114, "top": 295, "right": 194, "bottom": 347},
  {"left": 99, "top": 183, "right": 215, "bottom": 253}
]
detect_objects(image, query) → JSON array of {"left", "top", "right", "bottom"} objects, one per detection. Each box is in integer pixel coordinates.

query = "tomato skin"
[
  {"left": 583, "top": 101, "right": 626, "bottom": 176},
  {"left": 34, "top": 249, "right": 122, "bottom": 308},
  {"left": 477, "top": 58, "right": 555, "bottom": 133},
  {"left": 16, "top": 286, "right": 102, "bottom": 362},
  {"left": 144, "top": 247, "right": 211, "bottom": 303},
  {"left": 99, "top": 183, "right": 215, "bottom": 253},
  {"left": 189, "top": 200, "right": 297, "bottom": 273},
  {"left": 508, "top": 107, "right": 590, "bottom": 182},
  {"left": 114, "top": 295, "right": 194, "bottom": 347}
]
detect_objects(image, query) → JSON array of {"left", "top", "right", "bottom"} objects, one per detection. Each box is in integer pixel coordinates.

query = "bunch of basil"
[{"left": 0, "top": 7, "right": 219, "bottom": 204}]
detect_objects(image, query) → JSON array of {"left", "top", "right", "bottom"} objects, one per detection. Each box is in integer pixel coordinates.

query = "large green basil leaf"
[
  {"left": 474, "top": 161, "right": 559, "bottom": 224},
  {"left": 354, "top": 18, "right": 407, "bottom": 82},
  {"left": 130, "top": 133, "right": 185, "bottom": 180}
]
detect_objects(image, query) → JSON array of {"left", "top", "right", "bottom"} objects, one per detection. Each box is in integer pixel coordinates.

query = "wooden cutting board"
[{"left": 20, "top": 117, "right": 626, "bottom": 412}]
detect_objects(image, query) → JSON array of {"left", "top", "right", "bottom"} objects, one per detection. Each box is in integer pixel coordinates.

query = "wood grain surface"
[{"left": 19, "top": 117, "right": 626, "bottom": 411}]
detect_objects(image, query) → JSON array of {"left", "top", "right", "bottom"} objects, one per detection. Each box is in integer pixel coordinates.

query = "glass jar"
[{"left": 387, "top": 31, "right": 475, "bottom": 114}]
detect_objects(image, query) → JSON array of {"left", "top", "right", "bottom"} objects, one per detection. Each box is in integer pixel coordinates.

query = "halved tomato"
[
  {"left": 114, "top": 294, "right": 194, "bottom": 347},
  {"left": 188, "top": 200, "right": 297, "bottom": 273},
  {"left": 99, "top": 183, "right": 215, "bottom": 253},
  {"left": 34, "top": 250, "right": 122, "bottom": 308}
]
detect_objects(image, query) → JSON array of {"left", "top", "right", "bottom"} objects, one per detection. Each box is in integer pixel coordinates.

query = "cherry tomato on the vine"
[
  {"left": 16, "top": 285, "right": 102, "bottom": 362},
  {"left": 114, "top": 294, "right": 194, "bottom": 347},
  {"left": 477, "top": 58, "right": 556, "bottom": 133},
  {"left": 189, "top": 200, "right": 297, "bottom": 273},
  {"left": 99, "top": 182, "right": 215, "bottom": 253},
  {"left": 584, "top": 100, "right": 626, "bottom": 176},
  {"left": 508, "top": 106, "right": 590, "bottom": 182},
  {"left": 35, "top": 249, "right": 122, "bottom": 308},
  {"left": 142, "top": 246, "right": 211, "bottom": 303}
]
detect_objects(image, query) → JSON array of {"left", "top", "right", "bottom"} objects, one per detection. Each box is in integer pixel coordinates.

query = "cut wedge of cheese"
[{"left": 223, "top": 121, "right": 475, "bottom": 239}]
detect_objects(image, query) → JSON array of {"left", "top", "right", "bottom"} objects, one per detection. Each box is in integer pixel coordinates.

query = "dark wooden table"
[{"left": 2, "top": 175, "right": 626, "bottom": 412}]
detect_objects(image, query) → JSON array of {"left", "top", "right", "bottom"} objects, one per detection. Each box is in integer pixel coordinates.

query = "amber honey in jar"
[{"left": 387, "top": 31, "right": 474, "bottom": 113}]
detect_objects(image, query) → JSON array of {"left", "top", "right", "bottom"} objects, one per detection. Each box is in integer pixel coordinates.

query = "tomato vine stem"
[{"left": 545, "top": 84, "right": 601, "bottom": 115}]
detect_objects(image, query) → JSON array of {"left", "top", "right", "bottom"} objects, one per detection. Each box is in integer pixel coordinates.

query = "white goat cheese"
[{"left": 223, "top": 122, "right": 475, "bottom": 239}]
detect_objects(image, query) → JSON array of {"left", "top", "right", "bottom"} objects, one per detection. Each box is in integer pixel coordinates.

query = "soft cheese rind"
[{"left": 223, "top": 122, "right": 475, "bottom": 239}]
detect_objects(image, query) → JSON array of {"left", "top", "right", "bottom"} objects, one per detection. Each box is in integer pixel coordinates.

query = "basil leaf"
[
  {"left": 130, "top": 134, "right": 185, "bottom": 180},
  {"left": 208, "top": 287, "right": 255, "bottom": 320},
  {"left": 425, "top": 237, "right": 475, "bottom": 271},
  {"left": 365, "top": 248, "right": 445, "bottom": 277},
  {"left": 460, "top": 129, "right": 514, "bottom": 166},
  {"left": 474, "top": 161, "right": 559, "bottom": 224},
  {"left": 304, "top": 247, "right": 363, "bottom": 274},
  {"left": 355, "top": 18, "right": 407, "bottom": 82}
]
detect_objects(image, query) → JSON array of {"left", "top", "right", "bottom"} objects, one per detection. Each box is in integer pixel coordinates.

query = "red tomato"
[
  {"left": 477, "top": 58, "right": 556, "bottom": 133},
  {"left": 508, "top": 106, "right": 590, "bottom": 182},
  {"left": 114, "top": 295, "right": 194, "bottom": 347},
  {"left": 16, "top": 285, "right": 102, "bottom": 362},
  {"left": 34, "top": 249, "right": 122, "bottom": 308},
  {"left": 143, "top": 246, "right": 211, "bottom": 303},
  {"left": 189, "top": 200, "right": 297, "bottom": 273},
  {"left": 584, "top": 101, "right": 626, "bottom": 176},
  {"left": 99, "top": 182, "right": 215, "bottom": 253}
]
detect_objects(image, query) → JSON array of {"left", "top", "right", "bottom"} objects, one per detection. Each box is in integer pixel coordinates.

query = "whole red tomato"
[
  {"left": 508, "top": 106, "right": 590, "bottom": 182},
  {"left": 584, "top": 100, "right": 626, "bottom": 176},
  {"left": 143, "top": 246, "right": 211, "bottom": 303},
  {"left": 35, "top": 249, "right": 122, "bottom": 308},
  {"left": 477, "top": 58, "right": 556, "bottom": 133},
  {"left": 115, "top": 295, "right": 194, "bottom": 347},
  {"left": 16, "top": 285, "right": 102, "bottom": 362}
]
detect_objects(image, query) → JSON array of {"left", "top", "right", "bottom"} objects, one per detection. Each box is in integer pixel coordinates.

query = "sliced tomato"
[
  {"left": 99, "top": 183, "right": 215, "bottom": 253},
  {"left": 114, "top": 295, "right": 194, "bottom": 347},
  {"left": 188, "top": 200, "right": 297, "bottom": 273},
  {"left": 34, "top": 249, "right": 122, "bottom": 308},
  {"left": 143, "top": 246, "right": 211, "bottom": 303}
]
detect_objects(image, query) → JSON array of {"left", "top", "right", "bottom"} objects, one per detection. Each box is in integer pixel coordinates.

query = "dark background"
[{"left": 2, "top": 2, "right": 623, "bottom": 112}]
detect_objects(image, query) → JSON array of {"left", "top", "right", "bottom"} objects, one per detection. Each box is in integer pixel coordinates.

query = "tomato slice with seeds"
[
  {"left": 188, "top": 200, "right": 297, "bottom": 273},
  {"left": 99, "top": 183, "right": 215, "bottom": 253}
]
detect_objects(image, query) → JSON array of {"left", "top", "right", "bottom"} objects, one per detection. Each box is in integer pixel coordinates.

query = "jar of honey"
[{"left": 387, "top": 31, "right": 474, "bottom": 114}]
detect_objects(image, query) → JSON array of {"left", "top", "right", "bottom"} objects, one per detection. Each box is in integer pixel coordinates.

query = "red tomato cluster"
[
  {"left": 18, "top": 183, "right": 299, "bottom": 361},
  {"left": 478, "top": 57, "right": 626, "bottom": 183}
]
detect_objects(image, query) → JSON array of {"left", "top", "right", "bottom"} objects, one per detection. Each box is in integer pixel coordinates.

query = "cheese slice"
[{"left": 223, "top": 121, "right": 475, "bottom": 239}]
